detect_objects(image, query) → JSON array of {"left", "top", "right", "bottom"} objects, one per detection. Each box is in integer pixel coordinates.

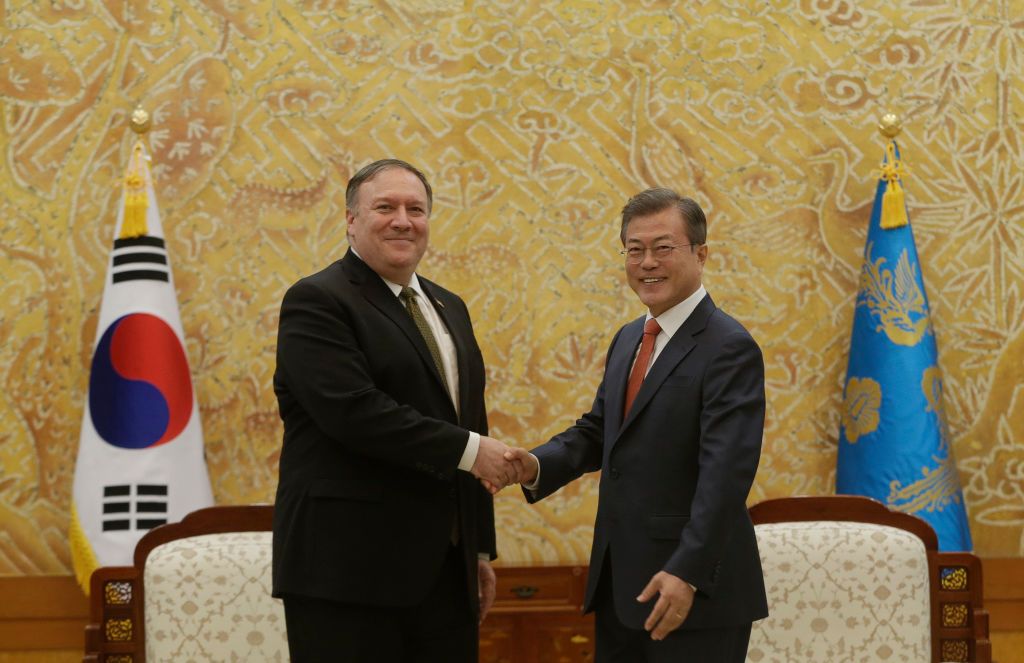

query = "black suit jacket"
[
  {"left": 272, "top": 250, "right": 494, "bottom": 613},
  {"left": 527, "top": 294, "right": 768, "bottom": 630}
]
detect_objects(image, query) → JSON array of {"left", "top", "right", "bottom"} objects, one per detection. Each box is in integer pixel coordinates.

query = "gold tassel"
[
  {"left": 119, "top": 142, "right": 149, "bottom": 239},
  {"left": 881, "top": 177, "right": 908, "bottom": 229},
  {"left": 878, "top": 140, "right": 908, "bottom": 229}
]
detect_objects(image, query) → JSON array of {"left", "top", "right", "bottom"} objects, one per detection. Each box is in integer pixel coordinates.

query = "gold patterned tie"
[{"left": 400, "top": 287, "right": 449, "bottom": 385}]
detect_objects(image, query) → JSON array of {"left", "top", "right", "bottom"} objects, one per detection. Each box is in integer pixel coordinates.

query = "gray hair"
[{"left": 345, "top": 159, "right": 433, "bottom": 213}]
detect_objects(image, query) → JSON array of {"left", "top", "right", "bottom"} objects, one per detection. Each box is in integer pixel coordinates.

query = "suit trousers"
[
  {"left": 593, "top": 552, "right": 752, "bottom": 663},
  {"left": 282, "top": 544, "right": 477, "bottom": 663}
]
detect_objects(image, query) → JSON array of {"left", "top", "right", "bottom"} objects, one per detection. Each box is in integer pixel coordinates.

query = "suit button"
[{"left": 609, "top": 468, "right": 620, "bottom": 479}]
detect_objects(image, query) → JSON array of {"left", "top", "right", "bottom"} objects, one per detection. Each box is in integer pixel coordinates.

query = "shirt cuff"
[
  {"left": 458, "top": 431, "right": 480, "bottom": 472},
  {"left": 477, "top": 553, "right": 491, "bottom": 561},
  {"left": 521, "top": 453, "right": 541, "bottom": 491}
]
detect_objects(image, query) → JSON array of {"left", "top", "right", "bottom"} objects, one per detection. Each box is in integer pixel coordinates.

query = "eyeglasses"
[{"left": 620, "top": 244, "right": 696, "bottom": 264}]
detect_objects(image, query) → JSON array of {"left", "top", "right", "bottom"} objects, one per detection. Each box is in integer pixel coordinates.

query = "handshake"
[{"left": 469, "top": 436, "right": 539, "bottom": 495}]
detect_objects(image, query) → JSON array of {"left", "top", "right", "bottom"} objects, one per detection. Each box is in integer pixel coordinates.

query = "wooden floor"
[{"left": 3, "top": 558, "right": 1022, "bottom": 662}]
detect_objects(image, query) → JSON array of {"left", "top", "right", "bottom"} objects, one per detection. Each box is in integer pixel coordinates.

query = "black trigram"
[
  {"left": 111, "top": 236, "right": 169, "bottom": 284},
  {"left": 102, "top": 484, "right": 168, "bottom": 531}
]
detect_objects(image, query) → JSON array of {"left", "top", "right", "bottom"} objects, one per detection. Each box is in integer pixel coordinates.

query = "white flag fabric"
[{"left": 70, "top": 140, "right": 214, "bottom": 592}]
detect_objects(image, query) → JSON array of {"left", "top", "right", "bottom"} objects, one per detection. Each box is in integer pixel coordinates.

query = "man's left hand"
[
  {"left": 636, "top": 571, "right": 694, "bottom": 640},
  {"left": 478, "top": 559, "right": 497, "bottom": 624}
]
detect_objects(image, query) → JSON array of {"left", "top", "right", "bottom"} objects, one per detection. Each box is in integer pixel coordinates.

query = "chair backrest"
[
  {"left": 84, "top": 504, "right": 284, "bottom": 663},
  {"left": 746, "top": 495, "right": 992, "bottom": 663}
]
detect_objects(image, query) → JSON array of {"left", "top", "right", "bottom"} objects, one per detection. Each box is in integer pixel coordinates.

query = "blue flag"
[{"left": 836, "top": 140, "right": 973, "bottom": 551}]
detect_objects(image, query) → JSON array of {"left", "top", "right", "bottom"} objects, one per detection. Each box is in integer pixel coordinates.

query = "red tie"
[{"left": 624, "top": 318, "right": 661, "bottom": 417}]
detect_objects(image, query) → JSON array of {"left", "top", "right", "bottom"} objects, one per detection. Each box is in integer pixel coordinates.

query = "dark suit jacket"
[
  {"left": 272, "top": 250, "right": 494, "bottom": 614},
  {"left": 527, "top": 293, "right": 768, "bottom": 630}
]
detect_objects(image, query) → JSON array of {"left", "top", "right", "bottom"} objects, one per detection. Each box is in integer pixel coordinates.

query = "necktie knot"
[{"left": 644, "top": 318, "right": 661, "bottom": 336}]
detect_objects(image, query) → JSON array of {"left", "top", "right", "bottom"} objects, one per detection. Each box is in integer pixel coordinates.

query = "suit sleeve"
[
  {"left": 663, "top": 328, "right": 765, "bottom": 593},
  {"left": 276, "top": 278, "right": 469, "bottom": 478},
  {"left": 523, "top": 328, "right": 624, "bottom": 502},
  {"left": 460, "top": 298, "right": 497, "bottom": 560}
]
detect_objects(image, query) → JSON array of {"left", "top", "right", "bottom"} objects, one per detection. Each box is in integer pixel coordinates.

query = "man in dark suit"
[
  {"left": 506, "top": 188, "right": 768, "bottom": 662},
  {"left": 272, "top": 159, "right": 514, "bottom": 662}
]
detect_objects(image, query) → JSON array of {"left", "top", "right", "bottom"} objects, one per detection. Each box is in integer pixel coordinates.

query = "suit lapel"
[
  {"left": 605, "top": 318, "right": 644, "bottom": 442},
  {"left": 617, "top": 295, "right": 716, "bottom": 434},
  {"left": 343, "top": 252, "right": 452, "bottom": 399}
]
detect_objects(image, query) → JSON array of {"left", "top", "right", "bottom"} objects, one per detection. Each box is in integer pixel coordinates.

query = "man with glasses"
[{"left": 505, "top": 188, "right": 768, "bottom": 662}]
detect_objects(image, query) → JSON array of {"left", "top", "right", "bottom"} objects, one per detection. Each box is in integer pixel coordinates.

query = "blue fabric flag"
[{"left": 836, "top": 140, "right": 973, "bottom": 551}]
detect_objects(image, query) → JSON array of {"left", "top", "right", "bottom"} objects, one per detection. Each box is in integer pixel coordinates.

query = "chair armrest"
[
  {"left": 934, "top": 552, "right": 992, "bottom": 663},
  {"left": 82, "top": 566, "right": 142, "bottom": 663}
]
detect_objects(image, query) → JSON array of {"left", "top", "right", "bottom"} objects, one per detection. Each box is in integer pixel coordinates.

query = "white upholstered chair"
[
  {"left": 82, "top": 499, "right": 993, "bottom": 662},
  {"left": 84, "top": 504, "right": 286, "bottom": 662},
  {"left": 746, "top": 495, "right": 992, "bottom": 663}
]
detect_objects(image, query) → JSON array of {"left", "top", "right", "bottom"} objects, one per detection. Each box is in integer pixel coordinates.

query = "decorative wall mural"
[{"left": 2, "top": 0, "right": 1022, "bottom": 575}]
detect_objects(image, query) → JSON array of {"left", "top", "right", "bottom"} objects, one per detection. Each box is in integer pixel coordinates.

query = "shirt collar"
[
  {"left": 351, "top": 246, "right": 422, "bottom": 298},
  {"left": 382, "top": 272, "right": 424, "bottom": 299},
  {"left": 648, "top": 284, "right": 707, "bottom": 339}
]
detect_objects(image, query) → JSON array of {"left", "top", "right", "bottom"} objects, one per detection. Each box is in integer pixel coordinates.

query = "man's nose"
[
  {"left": 391, "top": 207, "right": 412, "bottom": 228},
  {"left": 640, "top": 249, "right": 659, "bottom": 268}
]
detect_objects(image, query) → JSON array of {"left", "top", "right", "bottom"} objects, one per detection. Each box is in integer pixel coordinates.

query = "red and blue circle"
[{"left": 89, "top": 313, "right": 193, "bottom": 449}]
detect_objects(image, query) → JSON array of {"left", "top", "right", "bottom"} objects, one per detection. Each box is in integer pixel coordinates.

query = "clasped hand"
[{"left": 470, "top": 437, "right": 537, "bottom": 494}]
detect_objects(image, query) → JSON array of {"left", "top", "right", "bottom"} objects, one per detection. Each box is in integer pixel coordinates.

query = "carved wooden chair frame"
[
  {"left": 82, "top": 504, "right": 274, "bottom": 663},
  {"left": 750, "top": 495, "right": 992, "bottom": 663},
  {"left": 83, "top": 497, "right": 993, "bottom": 663}
]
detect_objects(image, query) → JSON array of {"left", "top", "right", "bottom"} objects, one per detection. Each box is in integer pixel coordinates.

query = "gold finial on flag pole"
[
  {"left": 878, "top": 112, "right": 902, "bottom": 138},
  {"left": 130, "top": 105, "right": 151, "bottom": 135},
  {"left": 877, "top": 113, "right": 908, "bottom": 229},
  {"left": 121, "top": 106, "right": 151, "bottom": 238}
]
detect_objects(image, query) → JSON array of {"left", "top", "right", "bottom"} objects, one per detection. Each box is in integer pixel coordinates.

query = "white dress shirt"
[{"left": 634, "top": 284, "right": 707, "bottom": 377}]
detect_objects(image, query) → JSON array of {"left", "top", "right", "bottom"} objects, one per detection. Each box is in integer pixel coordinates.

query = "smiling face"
[
  {"left": 346, "top": 166, "right": 430, "bottom": 285},
  {"left": 623, "top": 206, "right": 707, "bottom": 317}
]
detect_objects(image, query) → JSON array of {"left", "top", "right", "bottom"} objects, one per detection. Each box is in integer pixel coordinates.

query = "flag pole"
[
  {"left": 878, "top": 111, "right": 901, "bottom": 139},
  {"left": 130, "top": 105, "right": 151, "bottom": 135}
]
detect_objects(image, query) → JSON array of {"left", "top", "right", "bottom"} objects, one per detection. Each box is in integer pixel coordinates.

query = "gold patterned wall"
[{"left": 1, "top": 0, "right": 1023, "bottom": 575}]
